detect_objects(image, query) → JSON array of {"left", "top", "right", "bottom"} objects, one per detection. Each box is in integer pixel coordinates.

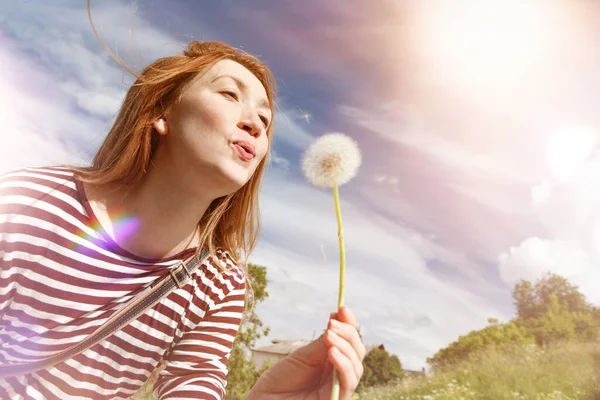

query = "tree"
[
  {"left": 512, "top": 273, "right": 600, "bottom": 346},
  {"left": 513, "top": 273, "right": 590, "bottom": 319},
  {"left": 225, "top": 263, "right": 270, "bottom": 400},
  {"left": 357, "top": 347, "right": 404, "bottom": 391},
  {"left": 427, "top": 319, "right": 534, "bottom": 371},
  {"left": 512, "top": 279, "right": 537, "bottom": 320},
  {"left": 519, "top": 293, "right": 600, "bottom": 346},
  {"left": 522, "top": 293, "right": 576, "bottom": 346},
  {"left": 427, "top": 273, "right": 600, "bottom": 372}
]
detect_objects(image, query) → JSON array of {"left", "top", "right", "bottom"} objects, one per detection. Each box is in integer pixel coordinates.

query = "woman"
[{"left": 0, "top": 40, "right": 365, "bottom": 399}]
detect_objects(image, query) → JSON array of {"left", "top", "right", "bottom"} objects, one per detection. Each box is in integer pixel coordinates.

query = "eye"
[
  {"left": 222, "top": 90, "right": 239, "bottom": 101},
  {"left": 259, "top": 115, "right": 270, "bottom": 128}
]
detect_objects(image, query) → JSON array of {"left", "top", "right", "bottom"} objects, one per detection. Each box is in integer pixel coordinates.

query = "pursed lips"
[{"left": 232, "top": 140, "right": 256, "bottom": 161}]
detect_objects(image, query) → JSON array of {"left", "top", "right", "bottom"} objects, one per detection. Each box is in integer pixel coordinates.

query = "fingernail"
[{"left": 330, "top": 319, "right": 341, "bottom": 330}]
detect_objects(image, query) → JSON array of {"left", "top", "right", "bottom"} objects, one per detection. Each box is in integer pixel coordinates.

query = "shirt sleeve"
[{"left": 153, "top": 265, "right": 247, "bottom": 400}]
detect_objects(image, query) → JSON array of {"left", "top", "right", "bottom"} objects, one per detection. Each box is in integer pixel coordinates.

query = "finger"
[
  {"left": 339, "top": 306, "right": 366, "bottom": 360},
  {"left": 338, "top": 305, "right": 357, "bottom": 327},
  {"left": 329, "top": 318, "right": 366, "bottom": 361},
  {"left": 324, "top": 329, "right": 364, "bottom": 379},
  {"left": 328, "top": 346, "right": 360, "bottom": 398}
]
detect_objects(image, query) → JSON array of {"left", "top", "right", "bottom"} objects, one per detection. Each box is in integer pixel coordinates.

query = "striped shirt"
[{"left": 0, "top": 167, "right": 246, "bottom": 399}]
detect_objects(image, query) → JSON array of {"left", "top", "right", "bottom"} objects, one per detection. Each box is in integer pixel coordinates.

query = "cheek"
[
  {"left": 193, "top": 103, "right": 228, "bottom": 130},
  {"left": 259, "top": 136, "right": 270, "bottom": 157},
  {"left": 177, "top": 95, "right": 231, "bottom": 133},
  {"left": 254, "top": 143, "right": 270, "bottom": 165}
]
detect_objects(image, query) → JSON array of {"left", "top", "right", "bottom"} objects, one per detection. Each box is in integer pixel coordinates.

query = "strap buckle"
[{"left": 169, "top": 260, "right": 194, "bottom": 289}]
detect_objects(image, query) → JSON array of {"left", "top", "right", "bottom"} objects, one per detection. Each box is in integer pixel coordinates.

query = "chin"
[{"left": 216, "top": 165, "right": 254, "bottom": 195}]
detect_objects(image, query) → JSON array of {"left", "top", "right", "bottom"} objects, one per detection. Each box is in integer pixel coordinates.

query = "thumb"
[{"left": 292, "top": 333, "right": 329, "bottom": 365}]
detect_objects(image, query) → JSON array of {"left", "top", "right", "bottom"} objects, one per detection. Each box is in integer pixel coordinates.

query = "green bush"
[
  {"left": 358, "top": 347, "right": 404, "bottom": 391},
  {"left": 357, "top": 341, "right": 600, "bottom": 400}
]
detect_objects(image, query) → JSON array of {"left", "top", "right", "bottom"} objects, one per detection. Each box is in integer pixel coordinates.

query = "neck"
[{"left": 85, "top": 146, "right": 223, "bottom": 260}]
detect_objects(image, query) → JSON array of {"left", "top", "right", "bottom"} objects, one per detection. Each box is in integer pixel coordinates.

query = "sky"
[{"left": 2, "top": 0, "right": 600, "bottom": 370}]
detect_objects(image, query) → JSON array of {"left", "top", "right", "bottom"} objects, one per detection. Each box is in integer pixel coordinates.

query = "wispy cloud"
[
  {"left": 0, "top": 0, "right": 186, "bottom": 174},
  {"left": 6, "top": 0, "right": 600, "bottom": 372},
  {"left": 0, "top": 33, "right": 91, "bottom": 173},
  {"left": 253, "top": 169, "right": 510, "bottom": 369},
  {"left": 270, "top": 107, "right": 316, "bottom": 151},
  {"left": 499, "top": 155, "right": 600, "bottom": 305}
]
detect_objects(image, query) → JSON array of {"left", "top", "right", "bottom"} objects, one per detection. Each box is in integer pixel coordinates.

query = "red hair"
[{"left": 73, "top": 38, "right": 277, "bottom": 270}]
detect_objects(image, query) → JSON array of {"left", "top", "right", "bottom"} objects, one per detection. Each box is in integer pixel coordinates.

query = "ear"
[{"left": 153, "top": 117, "right": 169, "bottom": 136}]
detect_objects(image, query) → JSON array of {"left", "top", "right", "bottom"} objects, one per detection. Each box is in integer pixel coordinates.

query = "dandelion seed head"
[{"left": 302, "top": 132, "right": 362, "bottom": 187}]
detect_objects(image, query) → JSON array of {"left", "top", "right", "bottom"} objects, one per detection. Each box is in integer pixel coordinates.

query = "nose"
[{"left": 237, "top": 112, "right": 263, "bottom": 138}]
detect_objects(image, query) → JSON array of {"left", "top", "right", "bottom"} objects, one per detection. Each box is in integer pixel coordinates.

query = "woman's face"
[{"left": 154, "top": 59, "right": 272, "bottom": 196}]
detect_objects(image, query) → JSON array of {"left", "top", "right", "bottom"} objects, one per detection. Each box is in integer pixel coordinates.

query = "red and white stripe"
[{"left": 0, "top": 167, "right": 246, "bottom": 399}]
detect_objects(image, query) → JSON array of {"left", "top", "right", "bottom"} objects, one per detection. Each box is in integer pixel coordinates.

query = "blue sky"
[{"left": 2, "top": 0, "right": 600, "bottom": 370}]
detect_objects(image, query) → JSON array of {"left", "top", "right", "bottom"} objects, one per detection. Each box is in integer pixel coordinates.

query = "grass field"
[
  {"left": 355, "top": 342, "right": 600, "bottom": 400},
  {"left": 131, "top": 341, "right": 600, "bottom": 399}
]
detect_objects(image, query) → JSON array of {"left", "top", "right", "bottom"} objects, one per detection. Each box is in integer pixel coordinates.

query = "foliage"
[
  {"left": 520, "top": 293, "right": 600, "bottom": 347},
  {"left": 428, "top": 272, "right": 600, "bottom": 371},
  {"left": 225, "top": 263, "right": 270, "bottom": 400},
  {"left": 357, "top": 341, "right": 600, "bottom": 400},
  {"left": 357, "top": 347, "right": 404, "bottom": 391},
  {"left": 427, "top": 319, "right": 534, "bottom": 370},
  {"left": 513, "top": 273, "right": 590, "bottom": 320}
]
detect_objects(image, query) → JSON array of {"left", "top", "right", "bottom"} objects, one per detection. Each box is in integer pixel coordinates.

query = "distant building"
[
  {"left": 404, "top": 368, "right": 427, "bottom": 378},
  {"left": 250, "top": 339, "right": 385, "bottom": 370},
  {"left": 250, "top": 339, "right": 311, "bottom": 370}
]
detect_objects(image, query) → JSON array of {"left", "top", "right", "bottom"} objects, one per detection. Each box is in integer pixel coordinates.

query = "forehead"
[{"left": 202, "top": 59, "right": 268, "bottom": 99}]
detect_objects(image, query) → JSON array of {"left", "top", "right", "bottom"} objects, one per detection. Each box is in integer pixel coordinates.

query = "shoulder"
[
  {"left": 0, "top": 165, "right": 78, "bottom": 192},
  {"left": 206, "top": 249, "right": 247, "bottom": 296},
  {"left": 0, "top": 165, "right": 86, "bottom": 219}
]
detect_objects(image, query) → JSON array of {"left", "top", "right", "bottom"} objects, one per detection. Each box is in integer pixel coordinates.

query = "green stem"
[
  {"left": 333, "top": 185, "right": 346, "bottom": 308},
  {"left": 331, "top": 184, "right": 345, "bottom": 400}
]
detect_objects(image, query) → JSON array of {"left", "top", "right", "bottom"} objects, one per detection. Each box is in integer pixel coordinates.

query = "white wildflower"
[
  {"left": 302, "top": 132, "right": 362, "bottom": 187},
  {"left": 302, "top": 132, "right": 362, "bottom": 400}
]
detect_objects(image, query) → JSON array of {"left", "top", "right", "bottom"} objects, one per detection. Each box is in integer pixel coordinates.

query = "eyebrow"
[{"left": 213, "top": 74, "right": 271, "bottom": 111}]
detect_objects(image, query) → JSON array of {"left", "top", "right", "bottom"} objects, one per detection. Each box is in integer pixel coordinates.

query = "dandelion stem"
[
  {"left": 333, "top": 185, "right": 346, "bottom": 308},
  {"left": 331, "top": 184, "right": 345, "bottom": 400}
]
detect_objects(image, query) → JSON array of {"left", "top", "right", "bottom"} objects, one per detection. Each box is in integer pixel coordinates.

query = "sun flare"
[
  {"left": 546, "top": 127, "right": 598, "bottom": 181},
  {"left": 411, "top": 1, "right": 564, "bottom": 91}
]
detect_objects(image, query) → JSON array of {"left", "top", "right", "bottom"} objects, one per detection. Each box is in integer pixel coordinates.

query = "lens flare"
[{"left": 545, "top": 127, "right": 598, "bottom": 181}]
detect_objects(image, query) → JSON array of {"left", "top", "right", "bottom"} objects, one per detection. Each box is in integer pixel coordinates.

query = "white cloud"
[
  {"left": 0, "top": 0, "right": 318, "bottom": 156},
  {"left": 545, "top": 127, "right": 599, "bottom": 182},
  {"left": 0, "top": 36, "right": 91, "bottom": 174},
  {"left": 267, "top": 151, "right": 290, "bottom": 171},
  {"left": 335, "top": 2, "right": 600, "bottom": 225},
  {"left": 498, "top": 237, "right": 600, "bottom": 305},
  {"left": 499, "top": 238, "right": 589, "bottom": 285},
  {"left": 531, "top": 179, "right": 552, "bottom": 205},
  {"left": 0, "top": 0, "right": 188, "bottom": 174},
  {"left": 534, "top": 158, "right": 600, "bottom": 240},
  {"left": 498, "top": 156, "right": 600, "bottom": 305},
  {"left": 0, "top": 1, "right": 183, "bottom": 119},
  {"left": 61, "top": 81, "right": 125, "bottom": 119},
  {"left": 0, "top": 0, "right": 527, "bottom": 371},
  {"left": 253, "top": 170, "right": 508, "bottom": 369},
  {"left": 338, "top": 104, "right": 542, "bottom": 186},
  {"left": 271, "top": 109, "right": 316, "bottom": 150}
]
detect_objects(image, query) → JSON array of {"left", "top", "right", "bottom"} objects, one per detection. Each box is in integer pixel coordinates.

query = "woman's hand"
[{"left": 245, "top": 305, "right": 366, "bottom": 400}]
